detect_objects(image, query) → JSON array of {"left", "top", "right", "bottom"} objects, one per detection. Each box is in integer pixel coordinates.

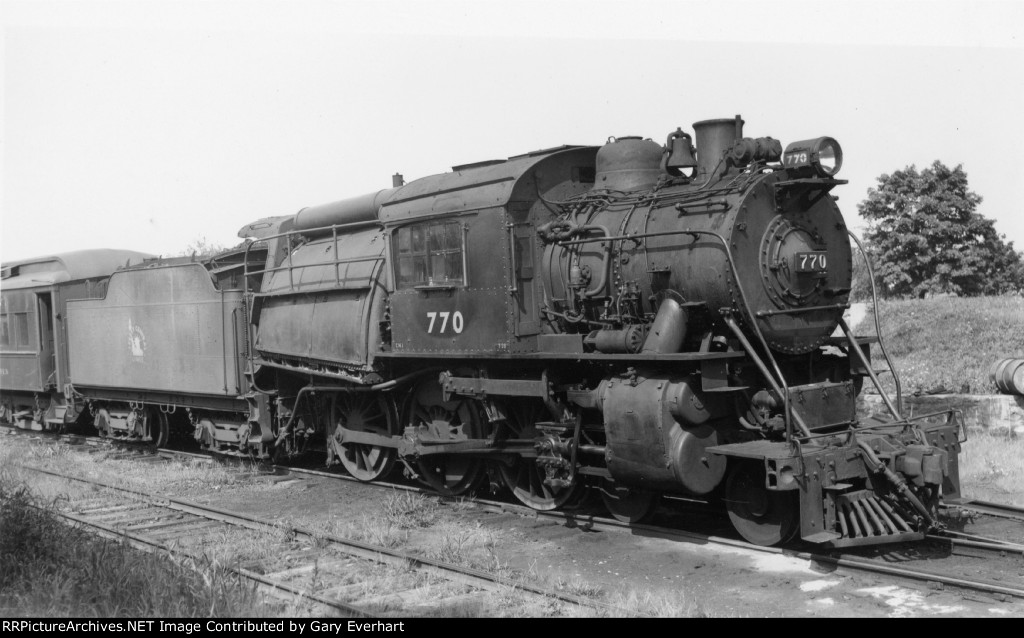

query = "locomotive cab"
[{"left": 379, "top": 146, "right": 599, "bottom": 356}]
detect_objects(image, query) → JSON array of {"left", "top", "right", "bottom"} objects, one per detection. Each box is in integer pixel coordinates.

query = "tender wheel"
[
  {"left": 148, "top": 410, "right": 170, "bottom": 449},
  {"left": 725, "top": 461, "right": 799, "bottom": 546},
  {"left": 327, "top": 393, "right": 399, "bottom": 482},
  {"left": 141, "top": 409, "right": 171, "bottom": 448},
  {"left": 494, "top": 399, "right": 581, "bottom": 511},
  {"left": 601, "top": 482, "right": 660, "bottom": 523},
  {"left": 405, "top": 378, "right": 486, "bottom": 496},
  {"left": 94, "top": 409, "right": 110, "bottom": 438}
]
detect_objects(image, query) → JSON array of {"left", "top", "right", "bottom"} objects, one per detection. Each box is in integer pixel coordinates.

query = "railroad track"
[
  {"left": 277, "top": 456, "right": 1024, "bottom": 601},
  {"left": 7, "top": 425, "right": 1024, "bottom": 604},
  {"left": 505, "top": 500, "right": 1024, "bottom": 601},
  {"left": 949, "top": 499, "right": 1024, "bottom": 523},
  {"left": 12, "top": 462, "right": 633, "bottom": 618}
]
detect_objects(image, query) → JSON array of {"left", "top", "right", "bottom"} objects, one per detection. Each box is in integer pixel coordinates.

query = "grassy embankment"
[
  {"left": 858, "top": 296, "right": 1024, "bottom": 505},
  {"left": 861, "top": 295, "right": 1024, "bottom": 395}
]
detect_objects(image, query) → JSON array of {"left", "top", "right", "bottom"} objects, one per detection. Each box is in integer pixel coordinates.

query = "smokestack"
[{"left": 693, "top": 115, "right": 744, "bottom": 182}]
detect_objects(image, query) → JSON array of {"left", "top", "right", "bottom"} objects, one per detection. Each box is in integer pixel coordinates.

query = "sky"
[{"left": 2, "top": 0, "right": 1024, "bottom": 262}]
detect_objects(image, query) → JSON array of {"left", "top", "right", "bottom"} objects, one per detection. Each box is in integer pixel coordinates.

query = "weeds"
[
  {"left": 433, "top": 527, "right": 475, "bottom": 565},
  {"left": 0, "top": 471, "right": 268, "bottom": 617},
  {"left": 380, "top": 490, "right": 440, "bottom": 529},
  {"left": 554, "top": 574, "right": 605, "bottom": 598},
  {"left": 610, "top": 588, "right": 707, "bottom": 618},
  {"left": 354, "top": 513, "right": 406, "bottom": 548},
  {"left": 959, "top": 431, "right": 1024, "bottom": 505},
  {"left": 0, "top": 437, "right": 717, "bottom": 618}
]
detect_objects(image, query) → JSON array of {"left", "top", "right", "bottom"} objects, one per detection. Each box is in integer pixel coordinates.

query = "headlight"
[{"left": 783, "top": 137, "right": 843, "bottom": 177}]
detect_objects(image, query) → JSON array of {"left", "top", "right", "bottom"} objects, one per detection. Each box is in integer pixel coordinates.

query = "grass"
[
  {"left": 380, "top": 490, "right": 442, "bottom": 529},
  {"left": 958, "top": 431, "right": 1024, "bottom": 507},
  {"left": 859, "top": 295, "right": 1024, "bottom": 395},
  {"left": 0, "top": 471, "right": 267, "bottom": 617},
  {"left": 0, "top": 437, "right": 715, "bottom": 618},
  {"left": 0, "top": 437, "right": 250, "bottom": 498}
]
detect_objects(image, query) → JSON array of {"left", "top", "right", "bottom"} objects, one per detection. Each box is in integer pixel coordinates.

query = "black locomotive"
[{"left": 1, "top": 115, "right": 963, "bottom": 547}]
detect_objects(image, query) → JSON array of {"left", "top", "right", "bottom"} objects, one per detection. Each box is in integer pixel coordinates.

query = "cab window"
[{"left": 394, "top": 221, "right": 464, "bottom": 288}]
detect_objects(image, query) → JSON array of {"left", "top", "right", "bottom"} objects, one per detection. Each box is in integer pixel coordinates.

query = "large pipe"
[
  {"left": 642, "top": 298, "right": 688, "bottom": 354},
  {"left": 292, "top": 187, "right": 400, "bottom": 232}
]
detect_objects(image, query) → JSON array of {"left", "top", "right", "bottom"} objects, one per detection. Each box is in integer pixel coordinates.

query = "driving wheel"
[
  {"left": 405, "top": 378, "right": 486, "bottom": 496},
  {"left": 494, "top": 398, "right": 582, "bottom": 511},
  {"left": 328, "top": 393, "right": 399, "bottom": 481}
]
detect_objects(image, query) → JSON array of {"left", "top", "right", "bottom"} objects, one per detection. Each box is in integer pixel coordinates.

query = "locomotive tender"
[{"left": 0, "top": 115, "right": 963, "bottom": 547}]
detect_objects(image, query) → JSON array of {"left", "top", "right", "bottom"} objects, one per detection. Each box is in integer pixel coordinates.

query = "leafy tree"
[
  {"left": 176, "top": 236, "right": 228, "bottom": 260},
  {"left": 858, "top": 161, "right": 1024, "bottom": 298},
  {"left": 849, "top": 241, "right": 875, "bottom": 302}
]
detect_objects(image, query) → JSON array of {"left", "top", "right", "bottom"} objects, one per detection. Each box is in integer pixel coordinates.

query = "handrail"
[
  {"left": 756, "top": 303, "right": 849, "bottom": 318},
  {"left": 242, "top": 219, "right": 382, "bottom": 296},
  {"left": 220, "top": 289, "right": 228, "bottom": 394},
  {"left": 507, "top": 222, "right": 518, "bottom": 294},
  {"left": 249, "top": 255, "right": 382, "bottom": 280},
  {"left": 848, "top": 230, "right": 903, "bottom": 414},
  {"left": 241, "top": 221, "right": 385, "bottom": 297},
  {"left": 785, "top": 408, "right": 963, "bottom": 442},
  {"left": 286, "top": 234, "right": 294, "bottom": 291}
]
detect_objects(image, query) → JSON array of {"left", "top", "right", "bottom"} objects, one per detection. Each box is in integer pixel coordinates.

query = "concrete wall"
[{"left": 858, "top": 393, "right": 1024, "bottom": 436}]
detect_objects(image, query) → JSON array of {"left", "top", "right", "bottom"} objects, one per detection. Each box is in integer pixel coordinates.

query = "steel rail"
[
  {"left": 472, "top": 493, "right": 1024, "bottom": 599},
  {"left": 925, "top": 532, "right": 1024, "bottom": 556},
  {"left": 13, "top": 462, "right": 635, "bottom": 617},
  {"left": 274, "top": 464, "right": 1024, "bottom": 600},
  {"left": 951, "top": 499, "right": 1024, "bottom": 523},
  {"left": 9, "top": 426, "right": 1024, "bottom": 601},
  {"left": 272, "top": 464, "right": 1024, "bottom": 599},
  {"left": 25, "top": 498, "right": 372, "bottom": 618},
  {"left": 524, "top": 506, "right": 1024, "bottom": 600}
]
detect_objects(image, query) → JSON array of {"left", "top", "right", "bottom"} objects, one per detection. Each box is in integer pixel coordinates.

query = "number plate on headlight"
[{"left": 795, "top": 252, "right": 828, "bottom": 273}]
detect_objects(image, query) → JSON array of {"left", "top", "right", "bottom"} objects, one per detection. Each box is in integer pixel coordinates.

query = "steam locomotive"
[{"left": 0, "top": 115, "right": 963, "bottom": 547}]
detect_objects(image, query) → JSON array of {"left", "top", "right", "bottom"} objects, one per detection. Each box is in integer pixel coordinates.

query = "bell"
[{"left": 665, "top": 128, "right": 697, "bottom": 171}]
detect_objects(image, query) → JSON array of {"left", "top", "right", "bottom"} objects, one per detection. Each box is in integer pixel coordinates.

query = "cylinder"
[
  {"left": 585, "top": 326, "right": 647, "bottom": 353},
  {"left": 292, "top": 187, "right": 400, "bottom": 233},
  {"left": 693, "top": 116, "right": 744, "bottom": 182},
  {"left": 991, "top": 358, "right": 1024, "bottom": 395}
]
